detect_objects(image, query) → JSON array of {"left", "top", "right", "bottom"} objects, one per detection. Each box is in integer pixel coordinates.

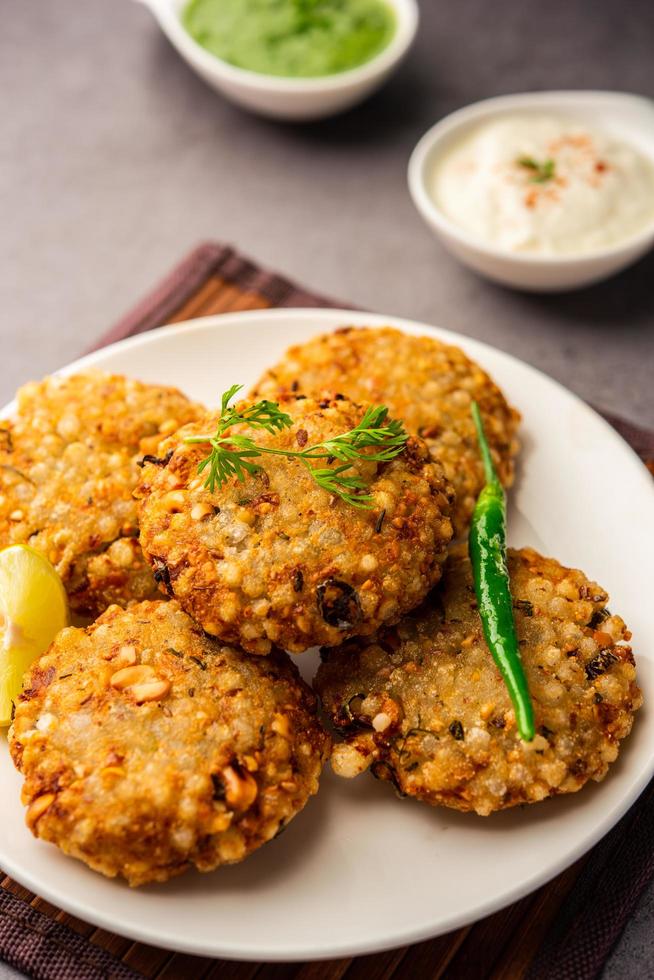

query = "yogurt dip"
[{"left": 430, "top": 115, "right": 654, "bottom": 255}]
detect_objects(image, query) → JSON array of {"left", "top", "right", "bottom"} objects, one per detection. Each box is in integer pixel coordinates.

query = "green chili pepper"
[{"left": 469, "top": 402, "right": 535, "bottom": 741}]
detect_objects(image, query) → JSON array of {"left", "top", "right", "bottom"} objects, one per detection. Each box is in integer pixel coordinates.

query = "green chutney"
[{"left": 182, "top": 0, "right": 396, "bottom": 78}]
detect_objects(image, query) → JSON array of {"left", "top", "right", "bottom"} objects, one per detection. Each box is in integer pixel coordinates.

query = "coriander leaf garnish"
[
  {"left": 517, "top": 155, "right": 556, "bottom": 184},
  {"left": 183, "top": 388, "right": 408, "bottom": 509},
  {"left": 216, "top": 384, "right": 293, "bottom": 434}
]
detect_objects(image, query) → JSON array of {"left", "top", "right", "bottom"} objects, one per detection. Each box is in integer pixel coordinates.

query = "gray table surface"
[{"left": 1, "top": 0, "right": 653, "bottom": 977}]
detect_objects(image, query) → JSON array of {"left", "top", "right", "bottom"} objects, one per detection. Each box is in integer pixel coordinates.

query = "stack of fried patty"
[{"left": 6, "top": 326, "right": 642, "bottom": 887}]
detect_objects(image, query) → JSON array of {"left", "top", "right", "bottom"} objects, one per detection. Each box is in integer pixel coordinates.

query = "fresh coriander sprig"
[
  {"left": 215, "top": 384, "right": 293, "bottom": 434},
  {"left": 183, "top": 388, "right": 408, "bottom": 509},
  {"left": 517, "top": 155, "right": 556, "bottom": 184}
]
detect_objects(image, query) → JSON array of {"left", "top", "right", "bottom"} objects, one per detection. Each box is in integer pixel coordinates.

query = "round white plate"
[{"left": 1, "top": 309, "right": 653, "bottom": 962}]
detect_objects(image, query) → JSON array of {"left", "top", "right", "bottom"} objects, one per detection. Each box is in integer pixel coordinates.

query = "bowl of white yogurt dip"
[{"left": 408, "top": 91, "right": 654, "bottom": 291}]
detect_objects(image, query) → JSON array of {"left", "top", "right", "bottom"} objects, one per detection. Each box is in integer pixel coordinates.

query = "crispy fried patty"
[
  {"left": 0, "top": 373, "right": 203, "bottom": 616},
  {"left": 136, "top": 394, "right": 454, "bottom": 655},
  {"left": 315, "top": 548, "right": 641, "bottom": 815},
  {"left": 250, "top": 326, "right": 520, "bottom": 535},
  {"left": 10, "top": 600, "right": 330, "bottom": 886}
]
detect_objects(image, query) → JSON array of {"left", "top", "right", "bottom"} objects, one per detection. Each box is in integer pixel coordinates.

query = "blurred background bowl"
[
  {"left": 137, "top": 0, "right": 419, "bottom": 122},
  {"left": 408, "top": 90, "right": 654, "bottom": 292}
]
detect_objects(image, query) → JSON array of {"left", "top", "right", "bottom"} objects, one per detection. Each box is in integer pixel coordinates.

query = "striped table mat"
[{"left": 2, "top": 242, "right": 653, "bottom": 980}]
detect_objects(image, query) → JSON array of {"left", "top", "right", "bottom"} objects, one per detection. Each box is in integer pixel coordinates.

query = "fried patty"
[
  {"left": 250, "top": 326, "right": 520, "bottom": 535},
  {"left": 0, "top": 372, "right": 203, "bottom": 616},
  {"left": 136, "top": 394, "right": 454, "bottom": 655},
  {"left": 315, "top": 548, "right": 641, "bottom": 815},
  {"left": 9, "top": 600, "right": 330, "bottom": 886}
]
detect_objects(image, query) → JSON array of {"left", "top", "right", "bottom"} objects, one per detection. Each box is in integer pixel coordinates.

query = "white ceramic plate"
[{"left": 1, "top": 309, "right": 653, "bottom": 962}]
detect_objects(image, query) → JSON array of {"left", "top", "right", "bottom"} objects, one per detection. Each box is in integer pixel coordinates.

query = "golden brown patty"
[
  {"left": 136, "top": 394, "right": 454, "bottom": 655},
  {"left": 0, "top": 372, "right": 203, "bottom": 616},
  {"left": 10, "top": 600, "right": 330, "bottom": 887},
  {"left": 250, "top": 326, "right": 520, "bottom": 535},
  {"left": 315, "top": 548, "right": 641, "bottom": 815}
]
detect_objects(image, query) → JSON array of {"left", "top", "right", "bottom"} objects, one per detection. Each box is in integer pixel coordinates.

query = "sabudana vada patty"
[
  {"left": 315, "top": 547, "right": 641, "bottom": 816},
  {"left": 250, "top": 326, "right": 520, "bottom": 536},
  {"left": 136, "top": 394, "right": 454, "bottom": 655},
  {"left": 0, "top": 372, "right": 203, "bottom": 617},
  {"left": 9, "top": 600, "right": 330, "bottom": 887}
]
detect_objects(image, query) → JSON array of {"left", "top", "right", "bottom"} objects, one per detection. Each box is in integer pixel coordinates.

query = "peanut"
[
  {"left": 130, "top": 679, "right": 171, "bottom": 703},
  {"left": 26, "top": 793, "right": 55, "bottom": 829},
  {"left": 222, "top": 765, "right": 258, "bottom": 811},
  {"left": 114, "top": 645, "right": 137, "bottom": 668},
  {"left": 110, "top": 664, "right": 170, "bottom": 703},
  {"left": 163, "top": 490, "right": 186, "bottom": 512},
  {"left": 110, "top": 664, "right": 155, "bottom": 689},
  {"left": 210, "top": 812, "right": 233, "bottom": 833},
  {"left": 271, "top": 713, "right": 290, "bottom": 738},
  {"left": 191, "top": 502, "right": 215, "bottom": 522}
]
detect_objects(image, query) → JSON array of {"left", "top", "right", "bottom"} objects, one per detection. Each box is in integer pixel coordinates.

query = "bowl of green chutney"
[{"left": 137, "top": 0, "right": 419, "bottom": 120}]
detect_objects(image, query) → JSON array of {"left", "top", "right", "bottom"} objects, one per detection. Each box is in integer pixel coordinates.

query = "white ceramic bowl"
[
  {"left": 136, "top": 0, "right": 418, "bottom": 121},
  {"left": 408, "top": 91, "right": 654, "bottom": 292}
]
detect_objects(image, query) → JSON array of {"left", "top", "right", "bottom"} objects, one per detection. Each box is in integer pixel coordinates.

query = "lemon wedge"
[{"left": 0, "top": 545, "right": 69, "bottom": 727}]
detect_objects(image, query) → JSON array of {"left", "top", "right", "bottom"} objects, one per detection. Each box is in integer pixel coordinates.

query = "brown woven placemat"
[{"left": 2, "top": 242, "right": 653, "bottom": 980}]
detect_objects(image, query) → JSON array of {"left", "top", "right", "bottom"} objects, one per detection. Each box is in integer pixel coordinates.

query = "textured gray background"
[{"left": 1, "top": 0, "right": 653, "bottom": 976}]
